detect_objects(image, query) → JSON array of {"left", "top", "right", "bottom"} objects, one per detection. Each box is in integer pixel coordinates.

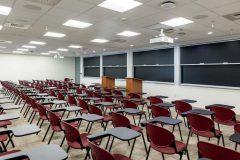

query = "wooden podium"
[
  {"left": 102, "top": 76, "right": 115, "bottom": 90},
  {"left": 126, "top": 77, "right": 142, "bottom": 94}
]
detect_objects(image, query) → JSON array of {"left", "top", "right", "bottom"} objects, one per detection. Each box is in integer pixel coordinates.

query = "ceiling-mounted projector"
[{"left": 150, "top": 29, "right": 174, "bottom": 44}]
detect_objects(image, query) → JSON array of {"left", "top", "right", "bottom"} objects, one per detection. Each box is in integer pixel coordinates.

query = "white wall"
[{"left": 0, "top": 53, "right": 75, "bottom": 82}]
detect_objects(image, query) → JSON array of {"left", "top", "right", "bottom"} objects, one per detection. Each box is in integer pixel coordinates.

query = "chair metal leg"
[
  {"left": 222, "top": 135, "right": 225, "bottom": 146},
  {"left": 146, "top": 146, "right": 151, "bottom": 160},
  {"left": 48, "top": 131, "right": 55, "bottom": 144},
  {"left": 66, "top": 146, "right": 70, "bottom": 153},
  {"left": 129, "top": 139, "right": 137, "bottom": 158},
  {"left": 186, "top": 150, "right": 190, "bottom": 160},
  {"left": 186, "top": 131, "right": 191, "bottom": 146},
  {"left": 42, "top": 124, "right": 50, "bottom": 142},
  {"left": 141, "top": 133, "right": 148, "bottom": 153},
  {"left": 30, "top": 112, "right": 36, "bottom": 124},
  {"left": 36, "top": 118, "right": 41, "bottom": 126},
  {"left": 60, "top": 136, "right": 65, "bottom": 147},
  {"left": 235, "top": 143, "right": 238, "bottom": 151},
  {"left": 161, "top": 153, "right": 165, "bottom": 160}
]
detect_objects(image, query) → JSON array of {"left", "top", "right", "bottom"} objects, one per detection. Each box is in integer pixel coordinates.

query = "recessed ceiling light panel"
[
  {"left": 0, "top": 25, "right": 2, "bottom": 30},
  {"left": 117, "top": 30, "right": 141, "bottom": 37},
  {"left": 0, "top": 5, "right": 11, "bottom": 16},
  {"left": 48, "top": 51, "right": 59, "bottom": 54},
  {"left": 98, "top": 0, "right": 142, "bottom": 13},
  {"left": 13, "top": 51, "right": 23, "bottom": 54},
  {"left": 44, "top": 32, "right": 66, "bottom": 38},
  {"left": 91, "top": 39, "right": 109, "bottom": 43},
  {"left": 40, "top": 52, "right": 50, "bottom": 55},
  {"left": 161, "top": 17, "right": 193, "bottom": 27},
  {"left": 57, "top": 48, "right": 68, "bottom": 51},
  {"left": 69, "top": 45, "right": 82, "bottom": 48},
  {"left": 63, "top": 20, "right": 92, "bottom": 29},
  {"left": 29, "top": 41, "right": 46, "bottom": 45},
  {"left": 22, "top": 45, "right": 36, "bottom": 48},
  {"left": 17, "top": 48, "right": 29, "bottom": 51}
]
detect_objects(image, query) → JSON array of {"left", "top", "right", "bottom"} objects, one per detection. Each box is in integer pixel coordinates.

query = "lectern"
[
  {"left": 102, "top": 76, "right": 115, "bottom": 90},
  {"left": 126, "top": 77, "right": 142, "bottom": 94}
]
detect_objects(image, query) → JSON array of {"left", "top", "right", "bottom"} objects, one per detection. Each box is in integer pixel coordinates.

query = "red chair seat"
[
  {"left": 0, "top": 134, "right": 8, "bottom": 142},
  {"left": 81, "top": 109, "right": 88, "bottom": 114},
  {"left": 113, "top": 154, "right": 132, "bottom": 160},
  {"left": 68, "top": 133, "right": 89, "bottom": 149},
  {"left": 151, "top": 140, "right": 187, "bottom": 154},
  {"left": 0, "top": 120, "right": 12, "bottom": 127},
  {"left": 192, "top": 128, "right": 222, "bottom": 138},
  {"left": 214, "top": 119, "right": 240, "bottom": 126},
  {"left": 103, "top": 115, "right": 112, "bottom": 122},
  {"left": 130, "top": 124, "right": 142, "bottom": 132}
]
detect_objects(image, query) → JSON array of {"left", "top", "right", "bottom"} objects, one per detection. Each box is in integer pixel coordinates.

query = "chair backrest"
[
  {"left": 30, "top": 98, "right": 38, "bottom": 109},
  {"left": 111, "top": 112, "right": 130, "bottom": 128},
  {"left": 89, "top": 105, "right": 103, "bottom": 116},
  {"left": 104, "top": 96, "right": 113, "bottom": 103},
  {"left": 128, "top": 93, "right": 140, "bottom": 99},
  {"left": 123, "top": 100, "right": 137, "bottom": 109},
  {"left": 86, "top": 90, "right": 93, "bottom": 97},
  {"left": 37, "top": 103, "right": 48, "bottom": 119},
  {"left": 149, "top": 97, "right": 163, "bottom": 105},
  {"left": 67, "top": 94, "right": 77, "bottom": 106},
  {"left": 146, "top": 123, "right": 175, "bottom": 148},
  {"left": 49, "top": 90, "right": 56, "bottom": 97},
  {"left": 113, "top": 90, "right": 123, "bottom": 96},
  {"left": 78, "top": 99, "right": 89, "bottom": 111},
  {"left": 57, "top": 92, "right": 65, "bottom": 100},
  {"left": 89, "top": 141, "right": 115, "bottom": 160},
  {"left": 198, "top": 141, "right": 240, "bottom": 160},
  {"left": 151, "top": 105, "right": 170, "bottom": 117},
  {"left": 234, "top": 123, "right": 240, "bottom": 133},
  {"left": 93, "top": 92, "right": 101, "bottom": 98},
  {"left": 61, "top": 121, "right": 83, "bottom": 147},
  {"left": 175, "top": 101, "right": 192, "bottom": 114},
  {"left": 76, "top": 87, "right": 82, "bottom": 94},
  {"left": 48, "top": 111, "right": 62, "bottom": 131},
  {"left": 187, "top": 113, "right": 214, "bottom": 132},
  {"left": 210, "top": 106, "right": 236, "bottom": 122}
]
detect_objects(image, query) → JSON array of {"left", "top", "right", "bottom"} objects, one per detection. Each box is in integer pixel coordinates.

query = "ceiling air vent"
[
  {"left": 4, "top": 22, "right": 30, "bottom": 29},
  {"left": 25, "top": 0, "right": 61, "bottom": 6},
  {"left": 223, "top": 12, "right": 240, "bottom": 21}
]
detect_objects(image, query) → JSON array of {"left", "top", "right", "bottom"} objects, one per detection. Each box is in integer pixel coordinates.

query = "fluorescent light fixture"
[
  {"left": 17, "top": 48, "right": 29, "bottom": 51},
  {"left": 48, "top": 51, "right": 59, "bottom": 54},
  {"left": 57, "top": 48, "right": 68, "bottom": 52},
  {"left": 44, "top": 32, "right": 66, "bottom": 38},
  {"left": 60, "top": 56, "right": 64, "bottom": 59},
  {"left": 40, "top": 52, "right": 50, "bottom": 55},
  {"left": 130, "top": 44, "right": 134, "bottom": 47},
  {"left": 161, "top": 17, "right": 193, "bottom": 27},
  {"left": 0, "top": 5, "right": 11, "bottom": 16},
  {"left": 208, "top": 31, "right": 213, "bottom": 35},
  {"left": 174, "top": 37, "right": 179, "bottom": 40},
  {"left": 0, "top": 46, "right": 6, "bottom": 48},
  {"left": 117, "top": 30, "right": 141, "bottom": 37},
  {"left": 13, "top": 51, "right": 23, "bottom": 54},
  {"left": 29, "top": 41, "right": 46, "bottom": 45},
  {"left": 69, "top": 45, "right": 82, "bottom": 48},
  {"left": 22, "top": 45, "right": 36, "bottom": 49},
  {"left": 98, "top": 0, "right": 142, "bottom": 12},
  {"left": 91, "top": 39, "right": 109, "bottom": 43},
  {"left": 63, "top": 20, "right": 92, "bottom": 29},
  {"left": 0, "top": 25, "right": 2, "bottom": 30}
]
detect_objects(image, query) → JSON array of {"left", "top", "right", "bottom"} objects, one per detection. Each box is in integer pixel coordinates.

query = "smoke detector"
[
  {"left": 150, "top": 29, "right": 174, "bottom": 44},
  {"left": 160, "top": 1, "right": 176, "bottom": 9}
]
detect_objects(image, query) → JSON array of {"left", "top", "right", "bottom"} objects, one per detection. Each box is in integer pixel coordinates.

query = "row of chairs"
[{"left": 1, "top": 80, "right": 240, "bottom": 160}]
